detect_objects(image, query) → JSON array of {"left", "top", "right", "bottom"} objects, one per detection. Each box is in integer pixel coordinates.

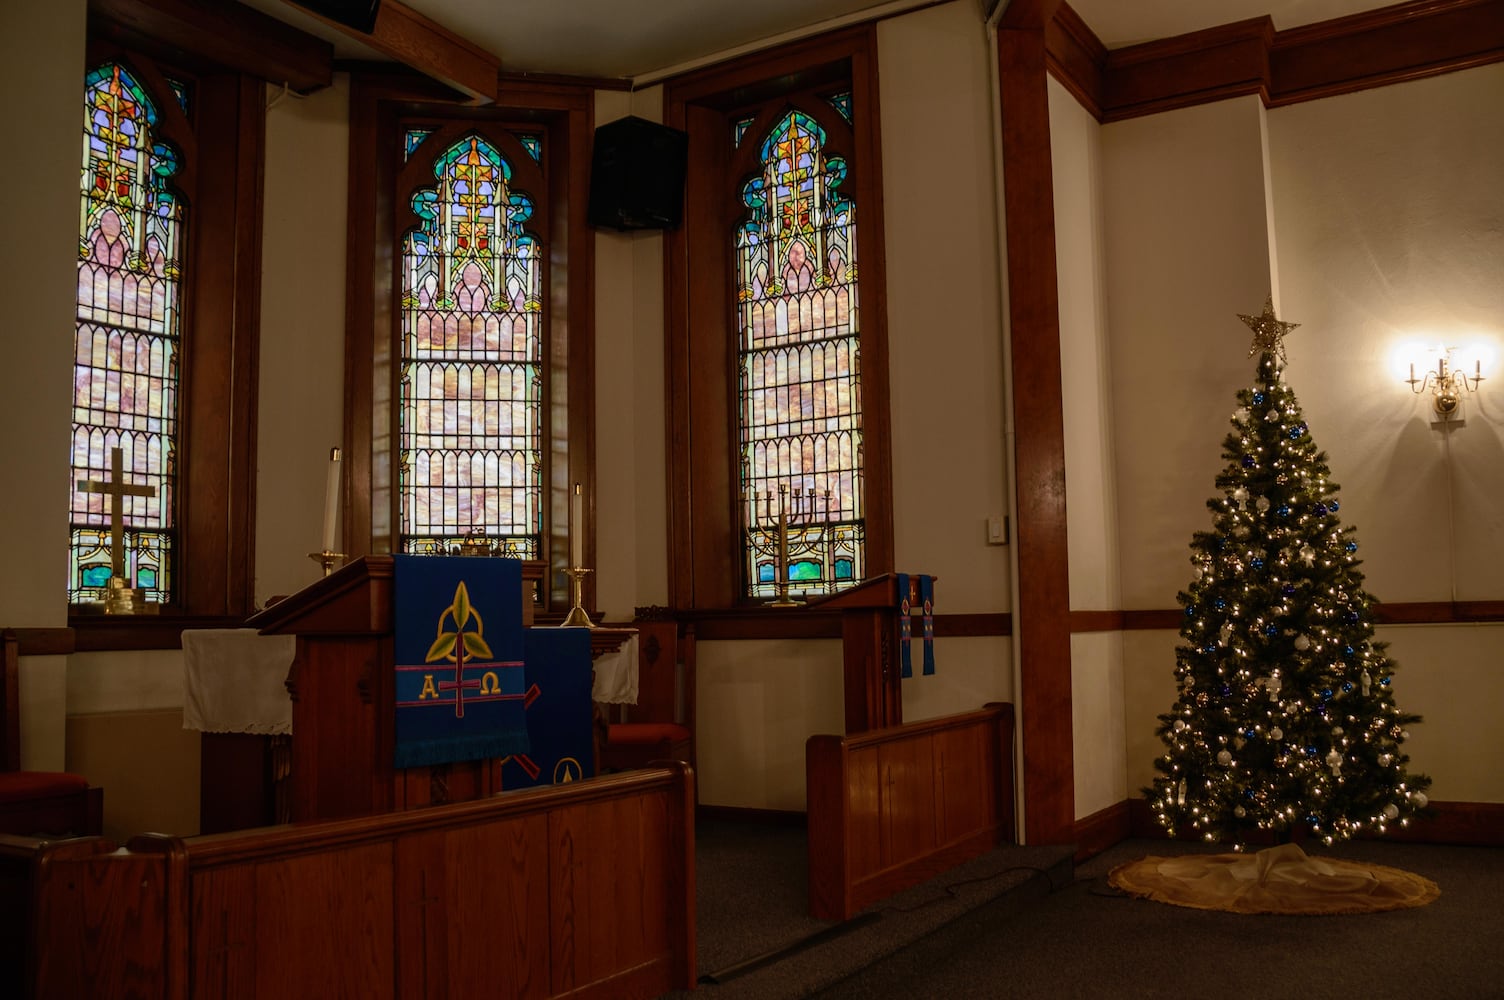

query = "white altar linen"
[
  {"left": 182, "top": 628, "right": 296, "bottom": 734},
  {"left": 590, "top": 634, "right": 638, "bottom": 705}
]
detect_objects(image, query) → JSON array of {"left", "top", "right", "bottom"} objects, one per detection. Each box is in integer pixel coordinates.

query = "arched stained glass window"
[
  {"left": 399, "top": 133, "right": 543, "bottom": 557},
  {"left": 71, "top": 62, "right": 183, "bottom": 605},
  {"left": 737, "top": 103, "right": 864, "bottom": 599}
]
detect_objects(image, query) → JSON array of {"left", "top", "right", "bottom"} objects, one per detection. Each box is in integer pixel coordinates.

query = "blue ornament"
[
  {"left": 1203, "top": 644, "right": 1217, "bottom": 655},
  {"left": 1289, "top": 424, "right": 1306, "bottom": 439},
  {"left": 1345, "top": 541, "right": 1358, "bottom": 553},
  {"left": 1215, "top": 598, "right": 1227, "bottom": 610},
  {"left": 1253, "top": 392, "right": 1266, "bottom": 405},
  {"left": 1277, "top": 505, "right": 1291, "bottom": 517},
  {"left": 1344, "top": 645, "right": 1356, "bottom": 658},
  {"left": 1220, "top": 684, "right": 1232, "bottom": 697},
  {"left": 1314, "top": 503, "right": 1328, "bottom": 516},
  {"left": 1185, "top": 605, "right": 1197, "bottom": 618},
  {"left": 1305, "top": 746, "right": 1318, "bottom": 757},
  {"left": 1243, "top": 455, "right": 1257, "bottom": 468},
  {"left": 1264, "top": 624, "right": 1279, "bottom": 637},
  {"left": 1342, "top": 682, "right": 1354, "bottom": 693},
  {"left": 1245, "top": 729, "right": 1257, "bottom": 739},
  {"left": 1244, "top": 788, "right": 1256, "bottom": 799},
  {"left": 1282, "top": 584, "right": 1297, "bottom": 596},
  {"left": 1347, "top": 611, "right": 1360, "bottom": 623},
  {"left": 1251, "top": 557, "right": 1264, "bottom": 569},
  {"left": 1330, "top": 501, "right": 1340, "bottom": 512},
  {"left": 1322, "top": 688, "right": 1334, "bottom": 700},
  {"left": 1381, "top": 676, "right": 1391, "bottom": 687}
]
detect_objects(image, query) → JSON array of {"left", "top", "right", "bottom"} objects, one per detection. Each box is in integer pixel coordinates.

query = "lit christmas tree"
[{"left": 1149, "top": 299, "right": 1431, "bottom": 848}]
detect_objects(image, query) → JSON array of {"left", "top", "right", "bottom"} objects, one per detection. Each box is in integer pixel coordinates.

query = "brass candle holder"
[
  {"left": 561, "top": 566, "right": 596, "bottom": 628},
  {"left": 308, "top": 550, "right": 345, "bottom": 578},
  {"left": 747, "top": 483, "right": 833, "bottom": 607}
]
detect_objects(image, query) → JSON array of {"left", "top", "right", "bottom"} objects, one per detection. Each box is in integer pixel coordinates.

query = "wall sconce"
[{"left": 1405, "top": 349, "right": 1485, "bottom": 419}]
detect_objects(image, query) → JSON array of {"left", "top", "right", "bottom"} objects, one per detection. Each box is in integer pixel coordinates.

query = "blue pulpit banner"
[
  {"left": 896, "top": 572, "right": 937, "bottom": 679},
  {"left": 502, "top": 627, "right": 595, "bottom": 789},
  {"left": 393, "top": 555, "right": 530, "bottom": 768}
]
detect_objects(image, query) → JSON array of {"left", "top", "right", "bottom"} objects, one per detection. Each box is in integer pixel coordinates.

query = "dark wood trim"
[
  {"left": 284, "top": 0, "right": 500, "bottom": 102},
  {"left": 343, "top": 72, "right": 595, "bottom": 612},
  {"left": 1110, "top": 603, "right": 1504, "bottom": 631},
  {"left": 1046, "top": 0, "right": 1504, "bottom": 123},
  {"left": 1073, "top": 799, "right": 1130, "bottom": 862},
  {"left": 1271, "top": 0, "right": 1504, "bottom": 106},
  {"left": 88, "top": 0, "right": 333, "bottom": 93},
  {"left": 1129, "top": 796, "right": 1504, "bottom": 847},
  {"left": 4, "top": 629, "right": 77, "bottom": 658},
  {"left": 1069, "top": 610, "right": 1124, "bottom": 632},
  {"left": 682, "top": 609, "right": 1011, "bottom": 642},
  {"left": 997, "top": 8, "right": 1076, "bottom": 848},
  {"left": 71, "top": 39, "right": 265, "bottom": 648},
  {"left": 661, "top": 24, "right": 894, "bottom": 612}
]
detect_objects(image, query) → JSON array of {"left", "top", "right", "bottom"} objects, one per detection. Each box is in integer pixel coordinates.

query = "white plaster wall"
[
  {"left": 1070, "top": 631, "right": 1126, "bottom": 816},
  {"left": 901, "top": 636, "right": 1014, "bottom": 722},
  {"left": 1267, "top": 65, "right": 1504, "bottom": 605},
  {"left": 878, "top": 2, "right": 1011, "bottom": 616},
  {"left": 256, "top": 77, "right": 351, "bottom": 605},
  {"left": 1049, "top": 76, "right": 1118, "bottom": 613},
  {"left": 1101, "top": 96, "right": 1279, "bottom": 612},
  {"left": 592, "top": 86, "right": 670, "bottom": 622},
  {"left": 694, "top": 639, "right": 846, "bottom": 810},
  {"left": 1120, "top": 628, "right": 1180, "bottom": 794}
]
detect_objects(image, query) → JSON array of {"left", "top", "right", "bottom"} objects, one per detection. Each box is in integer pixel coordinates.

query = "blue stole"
[
  {"left": 896, "top": 573, "right": 937, "bottom": 679},
  {"left": 392, "top": 555, "right": 531, "bottom": 768},
  {"left": 501, "top": 627, "right": 595, "bottom": 788}
]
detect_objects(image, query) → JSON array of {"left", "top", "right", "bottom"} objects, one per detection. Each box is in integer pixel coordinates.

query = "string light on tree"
[{"left": 1146, "top": 298, "right": 1431, "bottom": 848}]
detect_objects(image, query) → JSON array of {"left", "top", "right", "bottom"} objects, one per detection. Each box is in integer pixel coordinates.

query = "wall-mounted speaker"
[
  {"left": 297, "top": 0, "right": 382, "bottom": 34},
  {"left": 587, "top": 116, "right": 688, "bottom": 232}
]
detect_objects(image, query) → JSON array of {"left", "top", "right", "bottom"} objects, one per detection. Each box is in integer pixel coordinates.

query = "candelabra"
[{"left": 747, "top": 483, "right": 832, "bottom": 607}]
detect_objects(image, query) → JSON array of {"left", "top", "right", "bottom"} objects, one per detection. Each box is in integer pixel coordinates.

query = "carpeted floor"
[{"left": 675, "top": 824, "right": 1504, "bottom": 1000}]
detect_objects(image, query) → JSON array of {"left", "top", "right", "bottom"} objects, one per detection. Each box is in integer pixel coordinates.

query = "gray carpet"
[{"left": 677, "top": 826, "right": 1504, "bottom": 1000}]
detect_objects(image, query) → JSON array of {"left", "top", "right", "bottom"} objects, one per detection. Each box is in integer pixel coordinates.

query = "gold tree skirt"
[{"left": 1108, "top": 843, "right": 1439, "bottom": 915}]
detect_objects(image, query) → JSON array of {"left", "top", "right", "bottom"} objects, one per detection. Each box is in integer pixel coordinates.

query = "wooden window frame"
[
  {"left": 344, "top": 73, "right": 595, "bottom": 614},
  {"left": 69, "top": 29, "right": 268, "bottom": 651},
  {"left": 662, "top": 25, "right": 894, "bottom": 618}
]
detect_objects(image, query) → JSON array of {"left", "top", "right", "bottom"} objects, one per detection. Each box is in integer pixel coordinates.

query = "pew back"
[
  {"left": 806, "top": 703, "right": 1016, "bottom": 920},
  {"left": 13, "top": 765, "right": 696, "bottom": 999}
]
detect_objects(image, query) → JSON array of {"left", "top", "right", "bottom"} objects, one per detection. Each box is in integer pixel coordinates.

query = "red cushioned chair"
[
  {"left": 600, "top": 616, "right": 695, "bottom": 780},
  {"left": 0, "top": 629, "right": 102, "bottom": 837}
]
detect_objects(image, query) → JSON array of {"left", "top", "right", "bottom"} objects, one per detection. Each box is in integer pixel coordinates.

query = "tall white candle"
[
  {"left": 571, "top": 482, "right": 583, "bottom": 567},
  {"left": 322, "top": 447, "right": 341, "bottom": 552}
]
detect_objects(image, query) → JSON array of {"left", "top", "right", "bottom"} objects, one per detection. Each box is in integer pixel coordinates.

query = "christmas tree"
[{"left": 1148, "top": 299, "right": 1431, "bottom": 849}]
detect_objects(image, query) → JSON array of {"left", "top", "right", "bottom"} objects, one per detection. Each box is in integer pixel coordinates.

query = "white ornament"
[
  {"left": 1325, "top": 750, "right": 1342, "bottom": 775},
  {"left": 1271, "top": 727, "right": 1283, "bottom": 741},
  {"left": 1232, "top": 487, "right": 1249, "bottom": 510},
  {"left": 1255, "top": 497, "right": 1271, "bottom": 513},
  {"left": 1299, "top": 545, "right": 1316, "bottom": 567},
  {"left": 1235, "top": 407, "right": 1251, "bottom": 424},
  {"left": 1266, "top": 408, "right": 1280, "bottom": 421},
  {"left": 1384, "top": 804, "right": 1400, "bottom": 821},
  {"left": 1379, "top": 753, "right": 1393, "bottom": 766},
  {"left": 1361, "top": 670, "right": 1371, "bottom": 695},
  {"left": 1294, "top": 635, "right": 1311, "bottom": 652},
  {"left": 1332, "top": 727, "right": 1344, "bottom": 737},
  {"left": 1266, "top": 675, "right": 1282, "bottom": 700},
  {"left": 1234, "top": 806, "right": 1247, "bottom": 819},
  {"left": 1412, "top": 792, "right": 1428, "bottom": 809},
  {"left": 1217, "top": 750, "right": 1233, "bottom": 766},
  {"left": 1174, "top": 720, "right": 1188, "bottom": 732}
]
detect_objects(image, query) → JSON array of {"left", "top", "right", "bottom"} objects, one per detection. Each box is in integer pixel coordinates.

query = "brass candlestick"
[
  {"left": 308, "top": 550, "right": 345, "bottom": 578},
  {"left": 561, "top": 567, "right": 595, "bottom": 628}
]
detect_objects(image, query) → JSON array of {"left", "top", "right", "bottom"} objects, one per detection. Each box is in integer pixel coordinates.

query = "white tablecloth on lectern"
[
  {"left": 182, "top": 628, "right": 296, "bottom": 734},
  {"left": 591, "top": 634, "right": 638, "bottom": 705}
]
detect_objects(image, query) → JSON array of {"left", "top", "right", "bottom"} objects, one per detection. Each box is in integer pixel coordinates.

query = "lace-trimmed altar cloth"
[
  {"left": 1108, "top": 842, "right": 1439, "bottom": 915},
  {"left": 182, "top": 628, "right": 296, "bottom": 734}
]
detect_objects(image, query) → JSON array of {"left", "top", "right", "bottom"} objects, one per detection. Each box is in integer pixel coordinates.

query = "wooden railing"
[
  {"left": 806, "top": 703, "right": 1015, "bottom": 921},
  {"left": 5, "top": 764, "right": 696, "bottom": 999}
]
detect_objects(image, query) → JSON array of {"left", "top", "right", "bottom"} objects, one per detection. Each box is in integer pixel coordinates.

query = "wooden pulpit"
[
  {"left": 807, "top": 573, "right": 932, "bottom": 734},
  {"left": 246, "top": 554, "right": 544, "bottom": 823}
]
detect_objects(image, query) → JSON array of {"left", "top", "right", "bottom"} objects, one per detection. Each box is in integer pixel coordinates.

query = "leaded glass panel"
[
  {"left": 400, "top": 133, "right": 543, "bottom": 557},
  {"left": 737, "top": 107, "right": 863, "bottom": 599},
  {"left": 71, "top": 62, "right": 183, "bottom": 604}
]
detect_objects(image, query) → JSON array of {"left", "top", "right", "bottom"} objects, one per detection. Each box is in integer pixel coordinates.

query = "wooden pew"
[
  {"left": 806, "top": 703, "right": 1015, "bottom": 920},
  {"left": 5, "top": 764, "right": 696, "bottom": 999}
]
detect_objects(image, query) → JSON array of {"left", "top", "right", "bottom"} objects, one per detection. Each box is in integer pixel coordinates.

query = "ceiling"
[{"left": 242, "top": 0, "right": 1399, "bottom": 82}]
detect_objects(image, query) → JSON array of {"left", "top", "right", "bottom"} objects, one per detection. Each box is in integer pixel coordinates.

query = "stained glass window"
[
  {"left": 71, "top": 62, "right": 183, "bottom": 605},
  {"left": 737, "top": 107, "right": 863, "bottom": 599},
  {"left": 399, "top": 133, "right": 543, "bottom": 557}
]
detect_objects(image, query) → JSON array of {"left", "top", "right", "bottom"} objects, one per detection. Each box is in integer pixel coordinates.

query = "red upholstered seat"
[
  {"left": 2, "top": 628, "right": 103, "bottom": 837},
  {"left": 599, "top": 617, "right": 695, "bottom": 785},
  {"left": 0, "top": 771, "right": 90, "bottom": 803},
  {"left": 606, "top": 722, "right": 691, "bottom": 746}
]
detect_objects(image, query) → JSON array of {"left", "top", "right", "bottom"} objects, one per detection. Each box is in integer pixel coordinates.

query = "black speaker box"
[
  {"left": 298, "top": 0, "right": 382, "bottom": 33},
  {"left": 587, "top": 116, "right": 688, "bottom": 232}
]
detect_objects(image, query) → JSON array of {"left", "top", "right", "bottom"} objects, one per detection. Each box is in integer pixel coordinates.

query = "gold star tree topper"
[{"left": 1238, "top": 296, "right": 1300, "bottom": 362}]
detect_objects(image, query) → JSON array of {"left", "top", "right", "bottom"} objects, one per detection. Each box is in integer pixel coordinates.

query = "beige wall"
[{"left": 1100, "top": 67, "right": 1504, "bottom": 807}]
